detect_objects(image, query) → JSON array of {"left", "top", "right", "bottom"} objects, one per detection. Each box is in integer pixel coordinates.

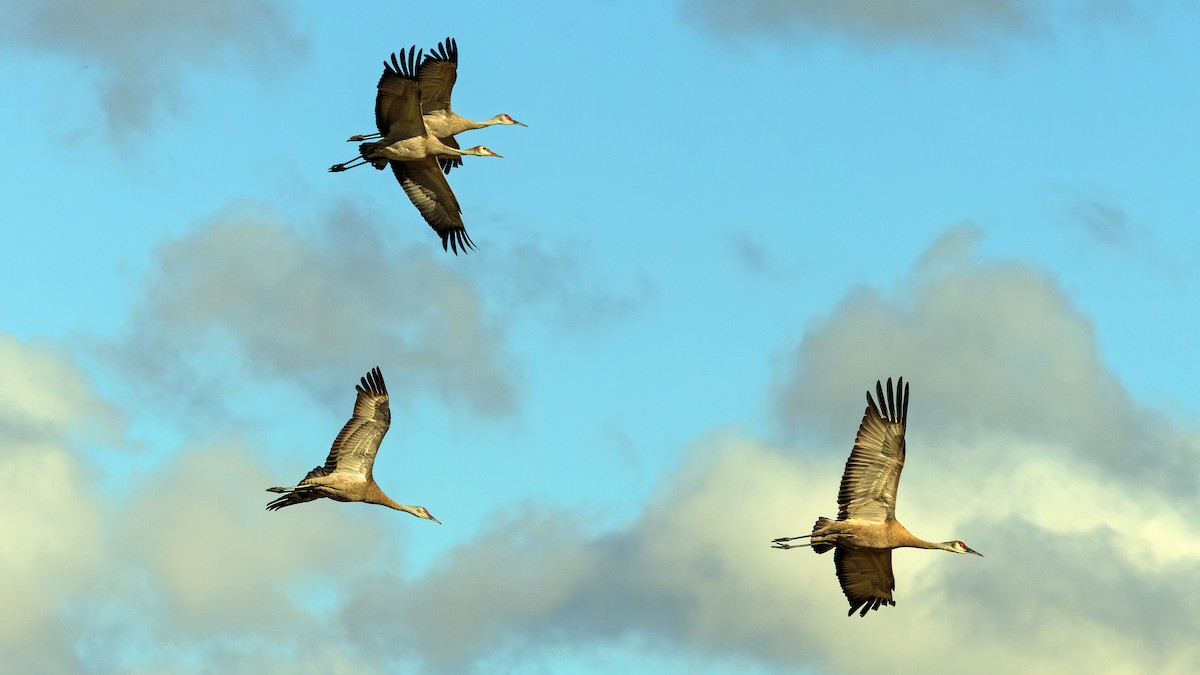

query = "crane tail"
[{"left": 810, "top": 517, "right": 836, "bottom": 554}]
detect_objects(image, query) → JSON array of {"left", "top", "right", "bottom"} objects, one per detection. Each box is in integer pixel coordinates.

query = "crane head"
[
  {"left": 948, "top": 540, "right": 983, "bottom": 556},
  {"left": 465, "top": 145, "right": 503, "bottom": 158},
  {"left": 496, "top": 113, "right": 527, "bottom": 127},
  {"left": 417, "top": 506, "right": 442, "bottom": 524}
]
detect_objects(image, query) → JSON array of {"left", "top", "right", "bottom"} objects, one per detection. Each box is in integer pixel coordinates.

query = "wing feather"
[
  {"left": 834, "top": 548, "right": 897, "bottom": 617},
  {"left": 389, "top": 158, "right": 476, "bottom": 254},
  {"left": 418, "top": 37, "right": 458, "bottom": 115},
  {"left": 836, "top": 377, "right": 908, "bottom": 523},
  {"left": 375, "top": 47, "right": 426, "bottom": 139},
  {"left": 320, "top": 366, "right": 392, "bottom": 481}
]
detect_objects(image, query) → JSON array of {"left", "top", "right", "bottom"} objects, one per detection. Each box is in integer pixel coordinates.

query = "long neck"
[
  {"left": 891, "top": 521, "right": 946, "bottom": 550},
  {"left": 426, "top": 136, "right": 468, "bottom": 156},
  {"left": 365, "top": 483, "right": 422, "bottom": 517}
]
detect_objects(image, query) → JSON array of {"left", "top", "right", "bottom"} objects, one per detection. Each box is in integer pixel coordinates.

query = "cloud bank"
[{"left": 8, "top": 227, "right": 1198, "bottom": 673}]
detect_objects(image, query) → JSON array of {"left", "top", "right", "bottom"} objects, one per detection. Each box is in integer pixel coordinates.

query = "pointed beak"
[
  {"left": 514, "top": 121, "right": 527, "bottom": 127},
  {"left": 429, "top": 514, "right": 442, "bottom": 524},
  {"left": 967, "top": 547, "right": 983, "bottom": 557}
]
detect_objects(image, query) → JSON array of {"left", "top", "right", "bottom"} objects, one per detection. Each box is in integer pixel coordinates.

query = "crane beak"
[
  {"left": 966, "top": 547, "right": 983, "bottom": 557},
  {"left": 428, "top": 514, "right": 442, "bottom": 524},
  {"left": 514, "top": 120, "right": 528, "bottom": 127}
]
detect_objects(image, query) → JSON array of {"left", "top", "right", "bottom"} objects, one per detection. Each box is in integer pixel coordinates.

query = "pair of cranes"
[
  {"left": 266, "top": 368, "right": 981, "bottom": 618},
  {"left": 329, "top": 38, "right": 525, "bottom": 254}
]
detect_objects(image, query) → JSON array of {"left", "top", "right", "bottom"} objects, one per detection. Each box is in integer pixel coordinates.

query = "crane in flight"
[
  {"left": 349, "top": 37, "right": 526, "bottom": 175},
  {"left": 266, "top": 366, "right": 440, "bottom": 523},
  {"left": 329, "top": 47, "right": 501, "bottom": 254},
  {"left": 771, "top": 378, "right": 981, "bottom": 617}
]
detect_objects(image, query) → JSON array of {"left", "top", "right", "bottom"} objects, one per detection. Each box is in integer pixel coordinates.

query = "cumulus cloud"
[
  {"left": 0, "top": 337, "right": 121, "bottom": 672},
  {"left": 12, "top": 226, "right": 1200, "bottom": 673},
  {"left": 773, "top": 226, "right": 1200, "bottom": 497},
  {"left": 0, "top": 333, "right": 404, "bottom": 672},
  {"left": 110, "top": 203, "right": 520, "bottom": 419},
  {"left": 327, "top": 226, "right": 1200, "bottom": 673},
  {"left": 0, "top": 0, "right": 306, "bottom": 138}
]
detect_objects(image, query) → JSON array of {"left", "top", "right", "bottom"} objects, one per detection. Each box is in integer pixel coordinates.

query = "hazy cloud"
[
  {"left": 0, "top": 0, "right": 306, "bottom": 138},
  {"left": 683, "top": 0, "right": 1035, "bottom": 46},
  {"left": 111, "top": 203, "right": 520, "bottom": 419},
  {"left": 468, "top": 239, "right": 655, "bottom": 332},
  {"left": 683, "top": 0, "right": 1140, "bottom": 48},
  {"left": 1069, "top": 199, "right": 1133, "bottom": 247}
]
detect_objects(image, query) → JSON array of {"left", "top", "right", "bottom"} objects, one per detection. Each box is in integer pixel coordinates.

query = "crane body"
[
  {"left": 772, "top": 378, "right": 981, "bottom": 617},
  {"left": 266, "top": 366, "right": 439, "bottom": 523}
]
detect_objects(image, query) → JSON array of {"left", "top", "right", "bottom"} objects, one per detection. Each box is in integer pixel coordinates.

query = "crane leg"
[
  {"left": 329, "top": 157, "right": 369, "bottom": 172},
  {"left": 347, "top": 132, "right": 382, "bottom": 142},
  {"left": 770, "top": 534, "right": 813, "bottom": 550},
  {"left": 771, "top": 540, "right": 814, "bottom": 550},
  {"left": 266, "top": 484, "right": 316, "bottom": 494}
]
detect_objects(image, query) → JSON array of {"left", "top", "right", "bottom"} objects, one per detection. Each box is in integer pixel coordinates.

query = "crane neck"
[{"left": 365, "top": 482, "right": 425, "bottom": 518}]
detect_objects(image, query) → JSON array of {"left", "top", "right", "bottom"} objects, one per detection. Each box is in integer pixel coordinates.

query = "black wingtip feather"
[
  {"left": 357, "top": 366, "right": 386, "bottom": 395},
  {"left": 869, "top": 377, "right": 908, "bottom": 424},
  {"left": 440, "top": 229, "right": 477, "bottom": 255},
  {"left": 384, "top": 46, "right": 422, "bottom": 79}
]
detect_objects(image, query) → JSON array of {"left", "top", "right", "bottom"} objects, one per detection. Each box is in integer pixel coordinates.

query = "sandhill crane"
[
  {"left": 329, "top": 47, "right": 501, "bottom": 254},
  {"left": 349, "top": 37, "right": 526, "bottom": 175},
  {"left": 266, "top": 366, "right": 440, "bottom": 523},
  {"left": 771, "top": 378, "right": 981, "bottom": 617}
]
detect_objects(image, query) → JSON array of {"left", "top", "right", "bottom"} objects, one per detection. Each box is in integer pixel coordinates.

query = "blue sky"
[{"left": 2, "top": 1, "right": 1199, "bottom": 673}]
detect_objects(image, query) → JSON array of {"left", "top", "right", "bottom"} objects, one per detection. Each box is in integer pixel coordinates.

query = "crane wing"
[
  {"left": 375, "top": 47, "right": 426, "bottom": 140},
  {"left": 836, "top": 377, "right": 908, "bottom": 523},
  {"left": 834, "top": 547, "right": 896, "bottom": 617},
  {"left": 418, "top": 37, "right": 458, "bottom": 115},
  {"left": 320, "top": 367, "right": 392, "bottom": 481},
  {"left": 389, "top": 158, "right": 476, "bottom": 254}
]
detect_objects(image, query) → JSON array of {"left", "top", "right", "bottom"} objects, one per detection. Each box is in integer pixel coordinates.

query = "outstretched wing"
[
  {"left": 834, "top": 547, "right": 896, "bottom": 617},
  {"left": 419, "top": 37, "right": 458, "bottom": 115},
  {"left": 320, "top": 367, "right": 392, "bottom": 481},
  {"left": 837, "top": 377, "right": 908, "bottom": 523},
  {"left": 389, "top": 158, "right": 476, "bottom": 254},
  {"left": 376, "top": 47, "right": 425, "bottom": 140}
]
